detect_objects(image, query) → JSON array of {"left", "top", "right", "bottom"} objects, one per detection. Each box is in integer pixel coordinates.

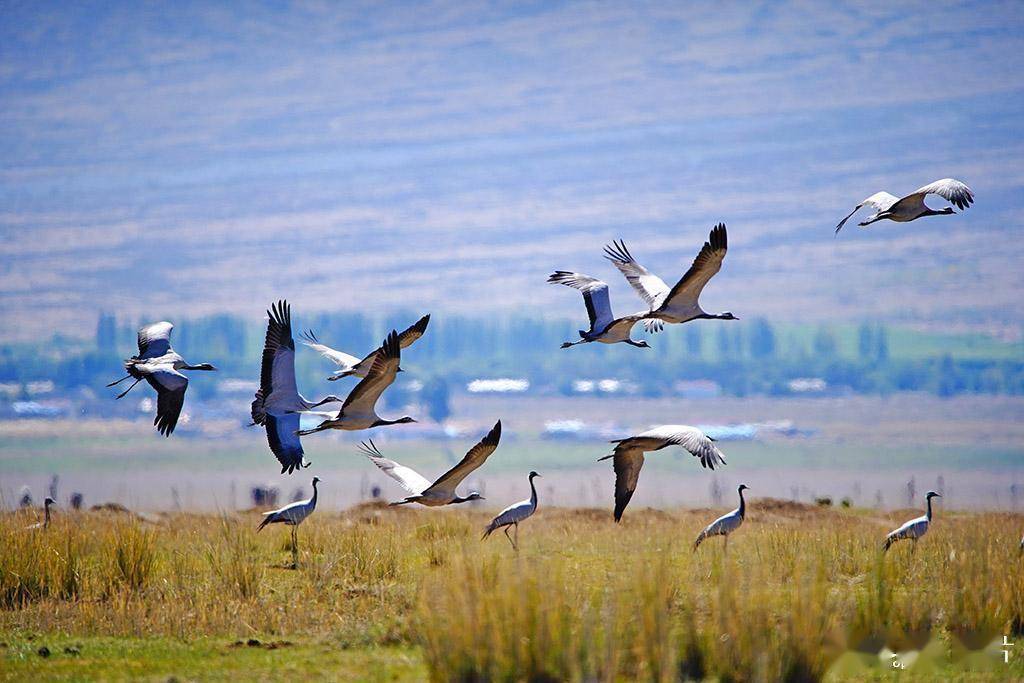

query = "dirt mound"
[
  {"left": 540, "top": 507, "right": 610, "bottom": 524},
  {"left": 89, "top": 502, "right": 133, "bottom": 514},
  {"left": 344, "top": 499, "right": 413, "bottom": 524}
]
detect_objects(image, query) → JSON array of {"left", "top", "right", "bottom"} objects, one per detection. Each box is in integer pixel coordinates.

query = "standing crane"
[
  {"left": 250, "top": 300, "right": 343, "bottom": 473},
  {"left": 883, "top": 491, "right": 941, "bottom": 553},
  {"left": 694, "top": 484, "right": 749, "bottom": 551},
  {"left": 296, "top": 330, "right": 417, "bottom": 435},
  {"left": 835, "top": 179, "right": 973, "bottom": 233},
  {"left": 482, "top": 471, "right": 541, "bottom": 550},
  {"left": 361, "top": 421, "right": 501, "bottom": 506},
  {"left": 24, "top": 497, "right": 55, "bottom": 530},
  {"left": 107, "top": 322, "right": 217, "bottom": 436},
  {"left": 599, "top": 425, "right": 726, "bottom": 522},
  {"left": 547, "top": 271, "right": 651, "bottom": 348},
  {"left": 603, "top": 223, "right": 737, "bottom": 333},
  {"left": 300, "top": 314, "right": 430, "bottom": 380},
  {"left": 257, "top": 476, "right": 320, "bottom": 568}
]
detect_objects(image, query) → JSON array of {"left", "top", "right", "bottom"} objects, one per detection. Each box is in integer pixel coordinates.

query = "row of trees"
[{"left": 0, "top": 312, "right": 1019, "bottom": 400}]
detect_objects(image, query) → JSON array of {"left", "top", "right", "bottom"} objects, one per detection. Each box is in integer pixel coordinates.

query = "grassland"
[{"left": 2, "top": 502, "right": 1023, "bottom": 682}]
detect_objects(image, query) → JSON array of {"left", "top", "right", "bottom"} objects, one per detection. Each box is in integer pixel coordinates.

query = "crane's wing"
[
  {"left": 397, "top": 313, "right": 431, "bottom": 349},
  {"left": 137, "top": 322, "right": 174, "bottom": 359},
  {"left": 263, "top": 412, "right": 307, "bottom": 474},
  {"left": 360, "top": 440, "right": 432, "bottom": 494},
  {"left": 660, "top": 224, "right": 728, "bottom": 312},
  {"left": 144, "top": 365, "right": 188, "bottom": 436},
  {"left": 835, "top": 192, "right": 899, "bottom": 233},
  {"left": 603, "top": 240, "right": 671, "bottom": 308},
  {"left": 351, "top": 313, "right": 431, "bottom": 370},
  {"left": 298, "top": 330, "right": 360, "bottom": 370},
  {"left": 636, "top": 424, "right": 726, "bottom": 469},
  {"left": 255, "top": 301, "right": 300, "bottom": 418},
  {"left": 548, "top": 271, "right": 614, "bottom": 332},
  {"left": 604, "top": 313, "right": 645, "bottom": 337},
  {"left": 909, "top": 178, "right": 974, "bottom": 210},
  {"left": 340, "top": 330, "right": 401, "bottom": 415},
  {"left": 424, "top": 420, "right": 502, "bottom": 496},
  {"left": 611, "top": 446, "right": 645, "bottom": 522}
]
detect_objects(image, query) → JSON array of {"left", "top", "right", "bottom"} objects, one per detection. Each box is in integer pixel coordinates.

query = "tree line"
[{"left": 0, "top": 312, "right": 1020, "bottom": 401}]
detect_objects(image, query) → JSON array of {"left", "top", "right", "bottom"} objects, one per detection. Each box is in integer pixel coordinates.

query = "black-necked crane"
[
  {"left": 361, "top": 421, "right": 501, "bottom": 506},
  {"left": 250, "top": 301, "right": 343, "bottom": 474},
  {"left": 300, "top": 314, "right": 430, "bottom": 381},
  {"left": 24, "top": 497, "right": 55, "bottom": 530},
  {"left": 482, "top": 471, "right": 541, "bottom": 550},
  {"left": 694, "top": 484, "right": 748, "bottom": 551},
  {"left": 257, "top": 476, "right": 320, "bottom": 568},
  {"left": 295, "top": 330, "right": 416, "bottom": 436},
  {"left": 599, "top": 425, "right": 726, "bottom": 522},
  {"left": 547, "top": 271, "right": 650, "bottom": 348},
  {"left": 107, "top": 322, "right": 217, "bottom": 436},
  {"left": 883, "top": 491, "right": 941, "bottom": 553},
  {"left": 603, "top": 223, "right": 736, "bottom": 334},
  {"left": 835, "top": 179, "right": 974, "bottom": 233}
]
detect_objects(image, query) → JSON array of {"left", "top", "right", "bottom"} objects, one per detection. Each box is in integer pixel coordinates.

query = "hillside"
[{"left": 2, "top": 3, "right": 1024, "bottom": 341}]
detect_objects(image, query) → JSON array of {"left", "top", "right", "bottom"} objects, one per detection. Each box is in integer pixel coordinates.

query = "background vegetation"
[
  {"left": 1, "top": 311, "right": 1022, "bottom": 403},
  {"left": 2, "top": 503, "right": 1022, "bottom": 681}
]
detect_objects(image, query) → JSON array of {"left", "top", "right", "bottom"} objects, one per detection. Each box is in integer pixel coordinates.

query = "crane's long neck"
[
  {"left": 925, "top": 496, "right": 932, "bottom": 521},
  {"left": 309, "top": 481, "right": 318, "bottom": 509},
  {"left": 44, "top": 502, "right": 51, "bottom": 527},
  {"left": 737, "top": 489, "right": 746, "bottom": 519},
  {"left": 529, "top": 476, "right": 539, "bottom": 508}
]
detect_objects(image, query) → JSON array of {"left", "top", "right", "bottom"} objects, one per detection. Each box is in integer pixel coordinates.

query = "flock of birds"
[{"left": 58, "top": 175, "right": 1019, "bottom": 557}]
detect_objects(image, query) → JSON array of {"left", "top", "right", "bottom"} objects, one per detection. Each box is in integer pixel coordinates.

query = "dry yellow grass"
[{"left": 2, "top": 501, "right": 1023, "bottom": 681}]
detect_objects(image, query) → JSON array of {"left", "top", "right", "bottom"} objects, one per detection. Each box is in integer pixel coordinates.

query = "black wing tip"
[
  {"left": 602, "top": 238, "right": 632, "bottom": 263},
  {"left": 414, "top": 313, "right": 431, "bottom": 331},
  {"left": 358, "top": 438, "right": 383, "bottom": 458},
  {"left": 547, "top": 271, "right": 572, "bottom": 283},
  {"left": 268, "top": 299, "right": 291, "bottom": 327},
  {"left": 709, "top": 222, "right": 727, "bottom": 249},
  {"left": 380, "top": 329, "right": 401, "bottom": 359},
  {"left": 479, "top": 419, "right": 502, "bottom": 446}
]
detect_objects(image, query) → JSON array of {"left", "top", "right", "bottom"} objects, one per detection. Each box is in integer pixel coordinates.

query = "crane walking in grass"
[
  {"left": 883, "top": 491, "right": 941, "bottom": 553},
  {"left": 599, "top": 425, "right": 726, "bottom": 522},
  {"left": 362, "top": 421, "right": 501, "bottom": 507},
  {"left": 835, "top": 178, "right": 974, "bottom": 233},
  {"left": 24, "top": 497, "right": 55, "bottom": 530},
  {"left": 107, "top": 322, "right": 217, "bottom": 436},
  {"left": 694, "top": 484, "right": 748, "bottom": 552},
  {"left": 257, "top": 476, "right": 319, "bottom": 568},
  {"left": 482, "top": 471, "right": 541, "bottom": 551}
]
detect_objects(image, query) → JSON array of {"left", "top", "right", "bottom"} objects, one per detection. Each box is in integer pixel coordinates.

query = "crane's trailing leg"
[
  {"left": 503, "top": 525, "right": 516, "bottom": 550},
  {"left": 514, "top": 523, "right": 520, "bottom": 550},
  {"left": 115, "top": 378, "right": 142, "bottom": 399},
  {"left": 291, "top": 526, "right": 299, "bottom": 568}
]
